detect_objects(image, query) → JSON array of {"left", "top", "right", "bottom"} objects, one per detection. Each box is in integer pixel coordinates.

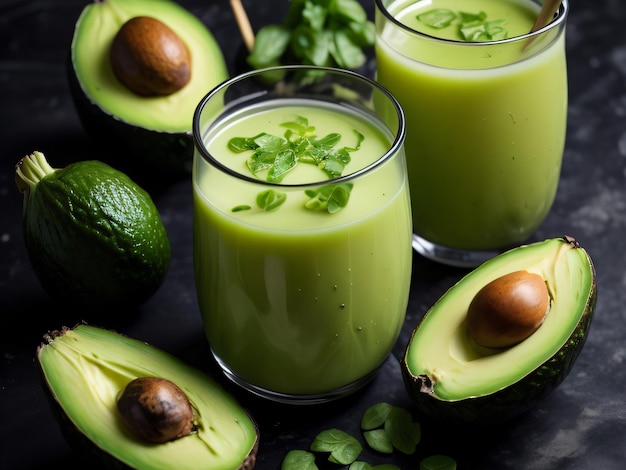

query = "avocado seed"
[
  {"left": 466, "top": 270, "right": 550, "bottom": 349},
  {"left": 109, "top": 16, "right": 191, "bottom": 96},
  {"left": 117, "top": 376, "right": 194, "bottom": 443}
]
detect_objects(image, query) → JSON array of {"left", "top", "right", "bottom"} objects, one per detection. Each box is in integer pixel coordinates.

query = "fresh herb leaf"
[
  {"left": 361, "top": 402, "right": 394, "bottom": 430},
  {"left": 363, "top": 429, "right": 394, "bottom": 454},
  {"left": 310, "top": 428, "right": 362, "bottom": 465},
  {"left": 417, "top": 9, "right": 508, "bottom": 41},
  {"left": 349, "top": 463, "right": 373, "bottom": 470},
  {"left": 248, "top": 0, "right": 374, "bottom": 71},
  {"left": 231, "top": 205, "right": 251, "bottom": 212},
  {"left": 257, "top": 189, "right": 287, "bottom": 211},
  {"left": 305, "top": 183, "right": 353, "bottom": 214},
  {"left": 247, "top": 25, "right": 291, "bottom": 70},
  {"left": 281, "top": 449, "right": 319, "bottom": 470},
  {"left": 416, "top": 9, "right": 457, "bottom": 29},
  {"left": 361, "top": 403, "right": 421, "bottom": 455},
  {"left": 419, "top": 454, "right": 457, "bottom": 470},
  {"left": 384, "top": 407, "right": 421, "bottom": 454}
]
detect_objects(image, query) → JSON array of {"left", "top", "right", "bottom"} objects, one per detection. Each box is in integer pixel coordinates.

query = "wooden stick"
[
  {"left": 230, "top": 0, "right": 255, "bottom": 52},
  {"left": 523, "top": 0, "right": 561, "bottom": 50}
]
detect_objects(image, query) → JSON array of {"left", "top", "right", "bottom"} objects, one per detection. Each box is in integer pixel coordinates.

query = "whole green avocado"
[{"left": 15, "top": 151, "right": 171, "bottom": 312}]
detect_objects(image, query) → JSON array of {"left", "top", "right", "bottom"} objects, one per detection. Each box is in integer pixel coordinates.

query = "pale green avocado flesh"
[
  {"left": 71, "top": 0, "right": 228, "bottom": 132},
  {"left": 37, "top": 324, "right": 258, "bottom": 470},
  {"left": 404, "top": 237, "right": 595, "bottom": 402}
]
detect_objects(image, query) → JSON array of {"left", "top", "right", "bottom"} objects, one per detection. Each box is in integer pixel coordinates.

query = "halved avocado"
[
  {"left": 69, "top": 0, "right": 228, "bottom": 180},
  {"left": 402, "top": 236, "right": 596, "bottom": 424},
  {"left": 37, "top": 324, "right": 258, "bottom": 469}
]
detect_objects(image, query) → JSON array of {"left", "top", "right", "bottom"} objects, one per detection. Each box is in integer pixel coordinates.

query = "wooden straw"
[{"left": 230, "top": 0, "right": 255, "bottom": 52}]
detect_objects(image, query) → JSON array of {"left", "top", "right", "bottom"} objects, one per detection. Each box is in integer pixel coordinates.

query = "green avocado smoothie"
[
  {"left": 375, "top": 0, "right": 568, "bottom": 254},
  {"left": 193, "top": 98, "right": 412, "bottom": 397}
]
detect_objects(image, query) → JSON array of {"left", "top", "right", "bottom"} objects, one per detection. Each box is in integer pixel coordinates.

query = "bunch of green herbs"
[{"left": 247, "top": 0, "right": 375, "bottom": 71}]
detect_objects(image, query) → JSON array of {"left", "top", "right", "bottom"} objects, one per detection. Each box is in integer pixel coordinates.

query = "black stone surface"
[{"left": 1, "top": 1, "right": 625, "bottom": 469}]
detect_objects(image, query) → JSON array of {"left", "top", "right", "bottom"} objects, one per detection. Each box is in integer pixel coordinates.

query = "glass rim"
[
  {"left": 192, "top": 65, "right": 406, "bottom": 189},
  {"left": 374, "top": 0, "right": 568, "bottom": 46}
]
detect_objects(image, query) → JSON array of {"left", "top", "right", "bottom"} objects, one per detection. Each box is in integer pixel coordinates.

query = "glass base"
[
  {"left": 213, "top": 351, "right": 383, "bottom": 405},
  {"left": 412, "top": 233, "right": 504, "bottom": 268}
]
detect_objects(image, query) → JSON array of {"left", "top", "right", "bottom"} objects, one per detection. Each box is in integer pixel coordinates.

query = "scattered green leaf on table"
[
  {"left": 310, "top": 428, "right": 362, "bottom": 465},
  {"left": 281, "top": 449, "right": 319, "bottom": 470}
]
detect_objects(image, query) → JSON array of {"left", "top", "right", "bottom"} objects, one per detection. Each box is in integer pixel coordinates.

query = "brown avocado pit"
[
  {"left": 466, "top": 270, "right": 550, "bottom": 349},
  {"left": 117, "top": 376, "right": 195, "bottom": 443},
  {"left": 110, "top": 16, "right": 191, "bottom": 96}
]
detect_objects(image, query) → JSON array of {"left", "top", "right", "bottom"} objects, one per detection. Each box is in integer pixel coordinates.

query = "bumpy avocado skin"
[
  {"left": 37, "top": 324, "right": 259, "bottom": 470},
  {"left": 402, "top": 237, "right": 597, "bottom": 425},
  {"left": 24, "top": 160, "right": 170, "bottom": 311},
  {"left": 68, "top": 0, "right": 229, "bottom": 181}
]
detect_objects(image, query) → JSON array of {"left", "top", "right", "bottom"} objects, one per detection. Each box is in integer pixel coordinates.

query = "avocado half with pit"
[
  {"left": 402, "top": 236, "right": 596, "bottom": 425},
  {"left": 37, "top": 324, "right": 258, "bottom": 469},
  {"left": 68, "top": 0, "right": 228, "bottom": 179}
]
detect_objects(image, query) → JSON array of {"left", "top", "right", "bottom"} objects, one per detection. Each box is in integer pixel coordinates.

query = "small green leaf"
[
  {"left": 268, "top": 149, "right": 298, "bottom": 182},
  {"left": 363, "top": 429, "right": 393, "bottom": 454},
  {"left": 231, "top": 205, "right": 251, "bottom": 212},
  {"left": 330, "top": 0, "right": 368, "bottom": 25},
  {"left": 384, "top": 407, "right": 421, "bottom": 455},
  {"left": 349, "top": 462, "right": 372, "bottom": 470},
  {"left": 310, "top": 428, "right": 362, "bottom": 465},
  {"left": 419, "top": 454, "right": 457, "bottom": 470},
  {"left": 330, "top": 28, "right": 366, "bottom": 69},
  {"left": 417, "top": 9, "right": 457, "bottom": 29},
  {"left": 282, "top": 449, "right": 319, "bottom": 470},
  {"left": 228, "top": 136, "right": 260, "bottom": 153},
  {"left": 305, "top": 183, "right": 353, "bottom": 213},
  {"left": 302, "top": 0, "right": 327, "bottom": 30},
  {"left": 256, "top": 189, "right": 287, "bottom": 212},
  {"left": 361, "top": 402, "right": 394, "bottom": 430},
  {"left": 247, "top": 25, "right": 291, "bottom": 69}
]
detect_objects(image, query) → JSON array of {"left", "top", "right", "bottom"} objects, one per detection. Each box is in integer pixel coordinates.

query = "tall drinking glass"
[
  {"left": 192, "top": 66, "right": 412, "bottom": 404},
  {"left": 375, "top": 0, "right": 569, "bottom": 267}
]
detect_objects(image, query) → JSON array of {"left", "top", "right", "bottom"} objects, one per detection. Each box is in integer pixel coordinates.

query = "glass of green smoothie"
[
  {"left": 375, "top": 0, "right": 569, "bottom": 267},
  {"left": 192, "top": 66, "right": 412, "bottom": 404}
]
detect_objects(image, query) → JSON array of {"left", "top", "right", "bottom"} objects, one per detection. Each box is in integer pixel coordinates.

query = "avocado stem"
[
  {"left": 230, "top": 0, "right": 255, "bottom": 52},
  {"left": 15, "top": 151, "right": 56, "bottom": 214}
]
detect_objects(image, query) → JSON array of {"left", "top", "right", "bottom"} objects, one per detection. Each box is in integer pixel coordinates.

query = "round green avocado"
[
  {"left": 37, "top": 324, "right": 259, "bottom": 470},
  {"left": 69, "top": 0, "right": 229, "bottom": 179},
  {"left": 402, "top": 236, "right": 596, "bottom": 425},
  {"left": 16, "top": 151, "right": 171, "bottom": 312}
]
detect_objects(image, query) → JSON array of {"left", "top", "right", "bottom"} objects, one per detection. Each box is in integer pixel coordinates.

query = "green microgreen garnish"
[
  {"left": 417, "top": 9, "right": 508, "bottom": 42},
  {"left": 229, "top": 116, "right": 362, "bottom": 183},
  {"left": 247, "top": 0, "right": 375, "bottom": 74},
  {"left": 228, "top": 116, "right": 362, "bottom": 214}
]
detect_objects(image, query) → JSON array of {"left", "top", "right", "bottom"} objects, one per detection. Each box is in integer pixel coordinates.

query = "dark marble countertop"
[{"left": 1, "top": 1, "right": 625, "bottom": 469}]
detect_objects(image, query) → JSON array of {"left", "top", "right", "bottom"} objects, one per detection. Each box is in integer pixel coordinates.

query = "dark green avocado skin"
[
  {"left": 402, "top": 284, "right": 596, "bottom": 425},
  {"left": 67, "top": 57, "right": 193, "bottom": 185}
]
